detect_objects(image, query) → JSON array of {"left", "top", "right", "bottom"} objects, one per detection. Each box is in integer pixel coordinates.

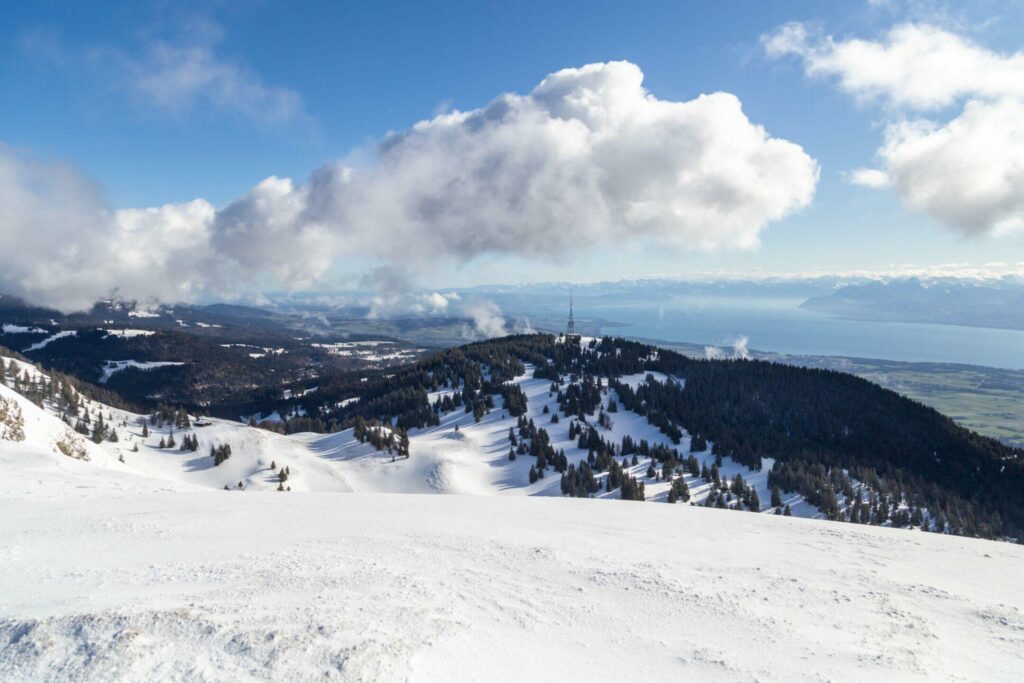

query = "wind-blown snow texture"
[
  {"left": 1, "top": 458, "right": 1022, "bottom": 681},
  {"left": 1, "top": 355, "right": 1023, "bottom": 680}
]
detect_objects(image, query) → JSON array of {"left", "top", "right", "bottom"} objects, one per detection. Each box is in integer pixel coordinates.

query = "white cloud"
[
  {"left": 703, "top": 346, "right": 724, "bottom": 360},
  {"left": 358, "top": 266, "right": 461, "bottom": 318},
  {"left": 849, "top": 168, "right": 890, "bottom": 188},
  {"left": 876, "top": 99, "right": 1024, "bottom": 236},
  {"left": 764, "top": 22, "right": 1024, "bottom": 110},
  {"left": 0, "top": 147, "right": 220, "bottom": 310},
  {"left": 0, "top": 147, "right": 314, "bottom": 311},
  {"left": 27, "top": 20, "right": 305, "bottom": 125},
  {"left": 766, "top": 22, "right": 1024, "bottom": 237},
  {"left": 210, "top": 176, "right": 334, "bottom": 285},
  {"left": 703, "top": 335, "right": 750, "bottom": 360},
  {"left": 0, "top": 61, "right": 819, "bottom": 311},
  {"left": 461, "top": 300, "right": 508, "bottom": 339},
  {"left": 118, "top": 38, "right": 304, "bottom": 124},
  {"left": 367, "top": 291, "right": 459, "bottom": 319},
  {"left": 328, "top": 61, "right": 818, "bottom": 259},
  {"left": 731, "top": 336, "right": 750, "bottom": 360},
  {"left": 512, "top": 317, "right": 536, "bottom": 334}
]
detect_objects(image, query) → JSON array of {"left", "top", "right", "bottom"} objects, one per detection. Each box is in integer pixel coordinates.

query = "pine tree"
[
  {"left": 667, "top": 476, "right": 689, "bottom": 504},
  {"left": 399, "top": 429, "right": 410, "bottom": 458},
  {"left": 91, "top": 412, "right": 106, "bottom": 443}
]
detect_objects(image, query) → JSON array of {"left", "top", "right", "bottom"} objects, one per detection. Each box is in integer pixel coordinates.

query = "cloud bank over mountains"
[
  {"left": 0, "top": 61, "right": 818, "bottom": 311},
  {"left": 766, "top": 22, "right": 1024, "bottom": 238}
]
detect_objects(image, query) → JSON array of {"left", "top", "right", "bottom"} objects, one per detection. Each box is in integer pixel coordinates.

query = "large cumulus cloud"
[
  {"left": 330, "top": 61, "right": 817, "bottom": 257},
  {"left": 0, "top": 61, "right": 818, "bottom": 311}
]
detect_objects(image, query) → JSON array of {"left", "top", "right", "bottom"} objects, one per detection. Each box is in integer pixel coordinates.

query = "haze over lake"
[{"left": 586, "top": 298, "right": 1024, "bottom": 370}]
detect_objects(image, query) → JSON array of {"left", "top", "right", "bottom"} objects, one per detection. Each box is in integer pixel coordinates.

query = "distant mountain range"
[{"left": 800, "top": 277, "right": 1024, "bottom": 330}]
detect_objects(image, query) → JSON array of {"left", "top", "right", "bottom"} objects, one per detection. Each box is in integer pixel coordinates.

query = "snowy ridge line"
[
  {"left": 99, "top": 360, "right": 186, "bottom": 384},
  {"left": 103, "top": 328, "right": 156, "bottom": 338},
  {"left": 1, "top": 352, "right": 811, "bottom": 513},
  {"left": 0, "top": 347, "right": 989, "bottom": 536},
  {"left": 23, "top": 330, "right": 76, "bottom": 353},
  {"left": 1, "top": 324, "right": 47, "bottom": 334}
]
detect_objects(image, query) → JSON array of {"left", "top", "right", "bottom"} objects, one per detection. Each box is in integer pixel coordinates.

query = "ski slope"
[
  {"left": 0, "top": 355, "right": 860, "bottom": 514},
  {"left": 1, "top": 449, "right": 1022, "bottom": 681}
]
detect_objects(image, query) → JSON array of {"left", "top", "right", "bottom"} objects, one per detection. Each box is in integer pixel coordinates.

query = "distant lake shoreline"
[{"left": 586, "top": 299, "right": 1024, "bottom": 370}]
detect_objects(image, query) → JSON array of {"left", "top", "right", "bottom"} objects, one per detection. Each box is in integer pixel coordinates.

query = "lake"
[{"left": 585, "top": 298, "right": 1024, "bottom": 370}]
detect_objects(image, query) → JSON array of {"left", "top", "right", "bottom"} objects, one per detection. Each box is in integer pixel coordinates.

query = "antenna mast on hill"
[{"left": 567, "top": 290, "right": 576, "bottom": 335}]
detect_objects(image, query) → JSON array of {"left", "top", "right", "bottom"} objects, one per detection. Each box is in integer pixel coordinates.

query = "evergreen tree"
[{"left": 668, "top": 477, "right": 690, "bottom": 503}]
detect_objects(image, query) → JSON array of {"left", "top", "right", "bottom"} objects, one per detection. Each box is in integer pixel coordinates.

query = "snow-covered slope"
[
  {"left": 2, "top": 357, "right": 1023, "bottom": 680},
  {"left": 1, "top": 456, "right": 1022, "bottom": 681},
  {"left": 0, "top": 355, "right": 874, "bottom": 521}
]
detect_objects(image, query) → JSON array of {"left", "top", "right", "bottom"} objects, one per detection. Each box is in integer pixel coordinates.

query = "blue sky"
[{"left": 1, "top": 0, "right": 1023, "bottom": 305}]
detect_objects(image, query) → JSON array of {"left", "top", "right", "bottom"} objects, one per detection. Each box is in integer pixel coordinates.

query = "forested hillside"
[
  {"left": 280, "top": 334, "right": 1023, "bottom": 539},
  {"left": 4, "top": 332, "right": 1022, "bottom": 540}
]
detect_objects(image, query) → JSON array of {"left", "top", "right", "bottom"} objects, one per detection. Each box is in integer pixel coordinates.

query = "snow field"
[
  {"left": 0, "top": 473, "right": 1021, "bottom": 681},
  {"left": 2, "top": 353, "right": 1024, "bottom": 680}
]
